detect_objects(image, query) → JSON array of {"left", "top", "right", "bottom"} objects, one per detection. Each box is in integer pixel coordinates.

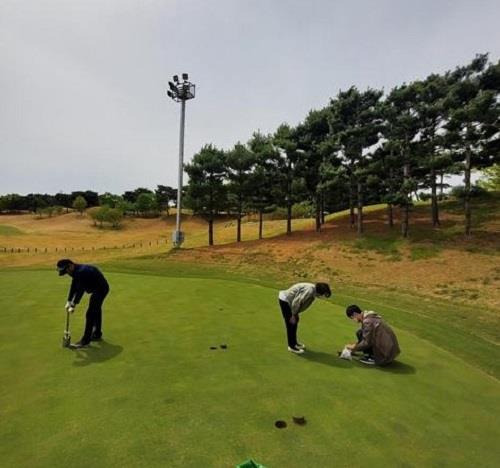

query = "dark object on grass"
[
  {"left": 210, "top": 346, "right": 217, "bottom": 350},
  {"left": 220, "top": 344, "right": 227, "bottom": 349},
  {"left": 292, "top": 416, "right": 306, "bottom": 426},
  {"left": 275, "top": 420, "right": 287, "bottom": 429}
]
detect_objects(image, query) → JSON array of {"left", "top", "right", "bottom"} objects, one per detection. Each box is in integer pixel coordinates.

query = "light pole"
[{"left": 167, "top": 73, "right": 195, "bottom": 247}]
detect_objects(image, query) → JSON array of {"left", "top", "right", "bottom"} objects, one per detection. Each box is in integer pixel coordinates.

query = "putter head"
[{"left": 62, "top": 332, "right": 71, "bottom": 348}]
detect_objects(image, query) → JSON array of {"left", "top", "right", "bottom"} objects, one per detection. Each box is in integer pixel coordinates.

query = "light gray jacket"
[{"left": 279, "top": 282, "right": 317, "bottom": 315}]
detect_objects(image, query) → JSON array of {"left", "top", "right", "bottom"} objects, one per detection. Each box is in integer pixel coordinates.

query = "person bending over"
[
  {"left": 278, "top": 282, "right": 331, "bottom": 354},
  {"left": 57, "top": 259, "right": 110, "bottom": 349}
]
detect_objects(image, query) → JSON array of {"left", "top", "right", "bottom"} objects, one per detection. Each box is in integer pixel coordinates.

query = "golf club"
[
  {"left": 62, "top": 308, "right": 71, "bottom": 348},
  {"left": 62, "top": 296, "right": 74, "bottom": 348}
]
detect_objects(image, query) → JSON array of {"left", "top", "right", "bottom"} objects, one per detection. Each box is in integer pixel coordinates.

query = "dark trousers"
[
  {"left": 81, "top": 286, "right": 109, "bottom": 344},
  {"left": 279, "top": 299, "right": 299, "bottom": 348},
  {"left": 356, "top": 328, "right": 373, "bottom": 358}
]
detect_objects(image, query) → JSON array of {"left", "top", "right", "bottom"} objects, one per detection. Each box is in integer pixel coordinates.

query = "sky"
[{"left": 1, "top": 0, "right": 498, "bottom": 195}]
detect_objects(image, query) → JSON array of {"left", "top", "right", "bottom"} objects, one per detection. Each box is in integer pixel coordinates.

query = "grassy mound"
[
  {"left": 1, "top": 269, "right": 499, "bottom": 467},
  {"left": 0, "top": 224, "right": 24, "bottom": 236}
]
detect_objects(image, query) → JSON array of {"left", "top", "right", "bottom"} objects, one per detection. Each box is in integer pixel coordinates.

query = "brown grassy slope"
[
  {"left": 166, "top": 198, "right": 500, "bottom": 311},
  {"left": 0, "top": 198, "right": 499, "bottom": 311}
]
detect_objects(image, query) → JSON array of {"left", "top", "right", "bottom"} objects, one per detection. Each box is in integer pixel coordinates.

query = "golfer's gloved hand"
[{"left": 65, "top": 301, "right": 75, "bottom": 313}]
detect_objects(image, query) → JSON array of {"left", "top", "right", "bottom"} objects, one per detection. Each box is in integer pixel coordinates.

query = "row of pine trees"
[{"left": 185, "top": 54, "right": 499, "bottom": 245}]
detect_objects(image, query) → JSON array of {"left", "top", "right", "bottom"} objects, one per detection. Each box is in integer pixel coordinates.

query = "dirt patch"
[{"left": 168, "top": 203, "right": 500, "bottom": 310}]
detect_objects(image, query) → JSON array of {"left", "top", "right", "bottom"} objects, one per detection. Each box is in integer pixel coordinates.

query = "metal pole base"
[{"left": 172, "top": 230, "right": 185, "bottom": 247}]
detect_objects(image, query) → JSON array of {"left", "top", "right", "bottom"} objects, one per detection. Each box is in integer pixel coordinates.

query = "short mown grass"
[{"left": 1, "top": 266, "right": 499, "bottom": 467}]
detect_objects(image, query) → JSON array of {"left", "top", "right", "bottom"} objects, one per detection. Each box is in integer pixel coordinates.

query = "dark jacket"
[
  {"left": 353, "top": 311, "right": 400, "bottom": 365},
  {"left": 68, "top": 264, "right": 109, "bottom": 304}
]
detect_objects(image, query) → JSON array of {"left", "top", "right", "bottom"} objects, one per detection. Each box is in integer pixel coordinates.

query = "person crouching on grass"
[
  {"left": 344, "top": 304, "right": 400, "bottom": 365},
  {"left": 278, "top": 282, "right": 331, "bottom": 354},
  {"left": 57, "top": 259, "right": 110, "bottom": 349}
]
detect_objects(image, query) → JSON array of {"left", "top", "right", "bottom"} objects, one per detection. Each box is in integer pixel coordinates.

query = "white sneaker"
[
  {"left": 288, "top": 346, "right": 304, "bottom": 354},
  {"left": 296, "top": 342, "right": 306, "bottom": 350}
]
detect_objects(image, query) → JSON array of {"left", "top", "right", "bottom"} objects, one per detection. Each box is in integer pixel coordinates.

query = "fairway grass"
[{"left": 1, "top": 269, "right": 499, "bottom": 467}]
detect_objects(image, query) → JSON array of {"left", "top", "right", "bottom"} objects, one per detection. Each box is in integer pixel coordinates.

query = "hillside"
[{"left": 1, "top": 196, "right": 499, "bottom": 313}]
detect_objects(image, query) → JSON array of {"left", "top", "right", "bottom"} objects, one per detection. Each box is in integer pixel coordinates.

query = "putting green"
[{"left": 0, "top": 270, "right": 499, "bottom": 467}]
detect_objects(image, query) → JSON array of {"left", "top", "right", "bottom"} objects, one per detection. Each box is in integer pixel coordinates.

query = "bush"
[
  {"left": 136, "top": 193, "right": 159, "bottom": 217},
  {"left": 88, "top": 206, "right": 123, "bottom": 228},
  {"left": 267, "top": 202, "right": 315, "bottom": 220},
  {"left": 450, "top": 185, "right": 490, "bottom": 199},
  {"left": 478, "top": 164, "right": 500, "bottom": 191},
  {"left": 292, "top": 201, "right": 315, "bottom": 218},
  {"left": 88, "top": 206, "right": 107, "bottom": 227},
  {"left": 104, "top": 207, "right": 124, "bottom": 228},
  {"left": 34, "top": 206, "right": 65, "bottom": 218},
  {"left": 72, "top": 195, "right": 87, "bottom": 215}
]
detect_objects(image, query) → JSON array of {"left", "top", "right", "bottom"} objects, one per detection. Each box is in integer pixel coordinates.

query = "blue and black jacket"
[{"left": 68, "top": 264, "right": 109, "bottom": 304}]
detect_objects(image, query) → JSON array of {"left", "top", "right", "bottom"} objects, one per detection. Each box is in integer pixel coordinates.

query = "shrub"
[
  {"left": 450, "top": 185, "right": 490, "bottom": 199},
  {"left": 268, "top": 202, "right": 315, "bottom": 220},
  {"left": 87, "top": 206, "right": 101, "bottom": 226},
  {"left": 104, "top": 207, "right": 124, "bottom": 228},
  {"left": 136, "top": 193, "right": 159, "bottom": 217},
  {"left": 72, "top": 195, "right": 87, "bottom": 215},
  {"left": 87, "top": 206, "right": 109, "bottom": 227},
  {"left": 292, "top": 201, "right": 315, "bottom": 218}
]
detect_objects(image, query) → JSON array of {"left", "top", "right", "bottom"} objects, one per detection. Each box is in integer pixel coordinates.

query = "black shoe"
[
  {"left": 288, "top": 346, "right": 305, "bottom": 354},
  {"left": 91, "top": 335, "right": 102, "bottom": 342},
  {"left": 359, "top": 356, "right": 375, "bottom": 365},
  {"left": 69, "top": 341, "right": 89, "bottom": 349}
]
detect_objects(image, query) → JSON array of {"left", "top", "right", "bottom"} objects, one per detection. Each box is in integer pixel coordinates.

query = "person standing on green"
[{"left": 278, "top": 282, "right": 331, "bottom": 354}]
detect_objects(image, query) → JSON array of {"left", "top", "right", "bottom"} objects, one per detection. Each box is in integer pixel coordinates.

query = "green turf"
[
  {"left": 1, "top": 269, "right": 499, "bottom": 467},
  {"left": 0, "top": 224, "right": 24, "bottom": 236},
  {"left": 104, "top": 258, "right": 500, "bottom": 378}
]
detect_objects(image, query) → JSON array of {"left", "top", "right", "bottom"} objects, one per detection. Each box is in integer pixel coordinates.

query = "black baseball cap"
[{"left": 56, "top": 259, "right": 73, "bottom": 276}]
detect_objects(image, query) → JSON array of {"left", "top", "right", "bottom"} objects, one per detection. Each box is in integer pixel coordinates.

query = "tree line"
[
  {"left": 0, "top": 186, "right": 178, "bottom": 228},
  {"left": 184, "top": 54, "right": 499, "bottom": 244},
  {"left": 1, "top": 55, "right": 498, "bottom": 240}
]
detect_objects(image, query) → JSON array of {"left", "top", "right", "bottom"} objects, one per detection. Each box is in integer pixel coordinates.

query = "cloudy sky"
[{"left": 1, "top": 0, "right": 499, "bottom": 195}]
